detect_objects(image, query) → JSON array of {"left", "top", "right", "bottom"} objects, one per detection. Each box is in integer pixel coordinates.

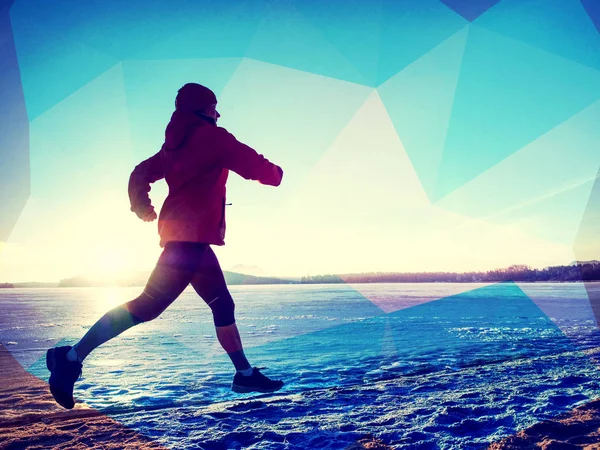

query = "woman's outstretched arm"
[{"left": 128, "top": 151, "right": 165, "bottom": 221}]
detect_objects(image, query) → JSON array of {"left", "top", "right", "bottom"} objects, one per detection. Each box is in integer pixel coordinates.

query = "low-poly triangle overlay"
[
  {"left": 435, "top": 24, "right": 600, "bottom": 201},
  {"left": 0, "top": 7, "right": 29, "bottom": 245},
  {"left": 439, "top": 0, "right": 502, "bottom": 21},
  {"left": 342, "top": 280, "right": 494, "bottom": 314},
  {"left": 516, "top": 281, "right": 595, "bottom": 338},
  {"left": 131, "top": 0, "right": 265, "bottom": 60},
  {"left": 290, "top": 0, "right": 383, "bottom": 86},
  {"left": 437, "top": 99, "right": 600, "bottom": 242},
  {"left": 376, "top": 0, "right": 467, "bottom": 85},
  {"left": 4, "top": 0, "right": 600, "bottom": 446},
  {"left": 17, "top": 282, "right": 600, "bottom": 448},
  {"left": 582, "top": 0, "right": 600, "bottom": 33},
  {"left": 475, "top": 0, "right": 600, "bottom": 71},
  {"left": 214, "top": 58, "right": 373, "bottom": 216},
  {"left": 29, "top": 64, "right": 130, "bottom": 202},
  {"left": 575, "top": 167, "right": 600, "bottom": 328},
  {"left": 244, "top": 0, "right": 367, "bottom": 85},
  {"left": 1, "top": 0, "right": 14, "bottom": 13},
  {"left": 384, "top": 283, "right": 581, "bottom": 369},
  {"left": 9, "top": 0, "right": 122, "bottom": 121},
  {"left": 378, "top": 27, "right": 468, "bottom": 200},
  {"left": 0, "top": 344, "right": 165, "bottom": 448},
  {"left": 487, "top": 178, "right": 596, "bottom": 246},
  {"left": 273, "top": 88, "right": 578, "bottom": 277}
]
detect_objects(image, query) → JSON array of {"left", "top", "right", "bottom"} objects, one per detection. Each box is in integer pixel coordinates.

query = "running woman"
[{"left": 46, "top": 83, "right": 285, "bottom": 409}]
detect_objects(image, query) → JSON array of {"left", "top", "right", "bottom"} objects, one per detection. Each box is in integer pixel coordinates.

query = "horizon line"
[{"left": 3, "top": 260, "right": 599, "bottom": 285}]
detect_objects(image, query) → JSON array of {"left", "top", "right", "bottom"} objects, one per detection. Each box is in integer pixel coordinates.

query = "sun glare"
[
  {"left": 95, "top": 286, "right": 131, "bottom": 312},
  {"left": 81, "top": 244, "right": 132, "bottom": 281}
]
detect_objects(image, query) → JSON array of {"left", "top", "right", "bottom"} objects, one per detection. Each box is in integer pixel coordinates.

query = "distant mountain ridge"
[
  {"left": 0, "top": 282, "right": 57, "bottom": 288},
  {"left": 3, "top": 260, "right": 599, "bottom": 288},
  {"left": 57, "top": 270, "right": 295, "bottom": 287},
  {"left": 227, "top": 264, "right": 267, "bottom": 277}
]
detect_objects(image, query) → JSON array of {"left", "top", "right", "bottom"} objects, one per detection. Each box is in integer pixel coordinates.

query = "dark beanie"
[{"left": 175, "top": 83, "right": 217, "bottom": 113}]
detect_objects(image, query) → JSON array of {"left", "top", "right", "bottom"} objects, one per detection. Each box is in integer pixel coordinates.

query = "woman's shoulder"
[{"left": 191, "top": 125, "right": 239, "bottom": 148}]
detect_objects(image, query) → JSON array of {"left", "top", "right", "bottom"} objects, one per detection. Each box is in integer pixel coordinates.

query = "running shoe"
[
  {"left": 46, "top": 346, "right": 82, "bottom": 409},
  {"left": 231, "top": 367, "right": 284, "bottom": 394}
]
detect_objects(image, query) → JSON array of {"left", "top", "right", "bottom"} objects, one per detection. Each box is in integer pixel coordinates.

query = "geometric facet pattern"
[
  {"left": 575, "top": 168, "right": 600, "bottom": 326},
  {"left": 0, "top": 4, "right": 29, "bottom": 243},
  {"left": 475, "top": 0, "right": 600, "bottom": 70},
  {"left": 378, "top": 27, "right": 468, "bottom": 199},
  {"left": 3, "top": 1, "right": 600, "bottom": 447},
  {"left": 582, "top": 0, "right": 600, "bottom": 33},
  {"left": 439, "top": 0, "right": 503, "bottom": 21},
  {"left": 437, "top": 100, "right": 600, "bottom": 245},
  {"left": 434, "top": 24, "right": 600, "bottom": 201},
  {"left": 5, "top": 0, "right": 600, "bottom": 279}
]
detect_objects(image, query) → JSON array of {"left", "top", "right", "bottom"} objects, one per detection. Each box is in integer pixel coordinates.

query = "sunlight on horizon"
[{"left": 0, "top": 61, "right": 598, "bottom": 283}]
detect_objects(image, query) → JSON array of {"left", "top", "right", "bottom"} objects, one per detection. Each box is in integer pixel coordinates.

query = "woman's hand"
[{"left": 135, "top": 205, "right": 157, "bottom": 222}]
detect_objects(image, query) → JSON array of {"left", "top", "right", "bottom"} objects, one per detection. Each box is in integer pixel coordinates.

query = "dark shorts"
[{"left": 125, "top": 242, "right": 236, "bottom": 327}]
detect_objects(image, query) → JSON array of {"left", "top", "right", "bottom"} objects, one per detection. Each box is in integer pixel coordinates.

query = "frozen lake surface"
[{"left": 2, "top": 282, "right": 600, "bottom": 449}]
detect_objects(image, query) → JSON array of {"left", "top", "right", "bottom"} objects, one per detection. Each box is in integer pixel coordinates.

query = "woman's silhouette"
[{"left": 46, "top": 83, "right": 284, "bottom": 409}]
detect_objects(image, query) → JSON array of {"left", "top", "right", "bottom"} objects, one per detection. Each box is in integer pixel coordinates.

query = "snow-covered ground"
[{"left": 2, "top": 283, "right": 600, "bottom": 449}]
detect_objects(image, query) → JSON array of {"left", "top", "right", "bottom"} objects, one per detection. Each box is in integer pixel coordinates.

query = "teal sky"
[{"left": 2, "top": 1, "right": 600, "bottom": 281}]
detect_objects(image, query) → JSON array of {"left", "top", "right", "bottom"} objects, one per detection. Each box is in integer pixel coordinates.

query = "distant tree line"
[
  {"left": 300, "top": 262, "right": 600, "bottom": 284},
  {"left": 5, "top": 262, "right": 600, "bottom": 288}
]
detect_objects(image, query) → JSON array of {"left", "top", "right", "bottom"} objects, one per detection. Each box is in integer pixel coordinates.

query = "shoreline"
[
  {"left": 3, "top": 337, "right": 600, "bottom": 449},
  {"left": 0, "top": 343, "right": 167, "bottom": 449},
  {"left": 2, "top": 280, "right": 600, "bottom": 289},
  {"left": 489, "top": 397, "right": 600, "bottom": 449}
]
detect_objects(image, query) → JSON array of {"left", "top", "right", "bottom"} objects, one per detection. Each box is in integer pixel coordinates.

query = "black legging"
[
  {"left": 74, "top": 241, "right": 237, "bottom": 361},
  {"left": 125, "top": 241, "right": 236, "bottom": 327}
]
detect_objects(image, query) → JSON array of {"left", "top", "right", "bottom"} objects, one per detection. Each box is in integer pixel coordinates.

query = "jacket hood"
[{"left": 162, "top": 110, "right": 207, "bottom": 152}]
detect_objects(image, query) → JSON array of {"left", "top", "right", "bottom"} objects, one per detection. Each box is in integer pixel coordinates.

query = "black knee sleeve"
[
  {"left": 130, "top": 311, "right": 145, "bottom": 325},
  {"left": 124, "top": 291, "right": 172, "bottom": 324},
  {"left": 104, "top": 306, "right": 143, "bottom": 332},
  {"left": 209, "top": 292, "right": 236, "bottom": 327}
]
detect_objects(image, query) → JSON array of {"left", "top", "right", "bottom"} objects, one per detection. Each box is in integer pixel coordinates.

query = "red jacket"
[{"left": 128, "top": 110, "right": 283, "bottom": 247}]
